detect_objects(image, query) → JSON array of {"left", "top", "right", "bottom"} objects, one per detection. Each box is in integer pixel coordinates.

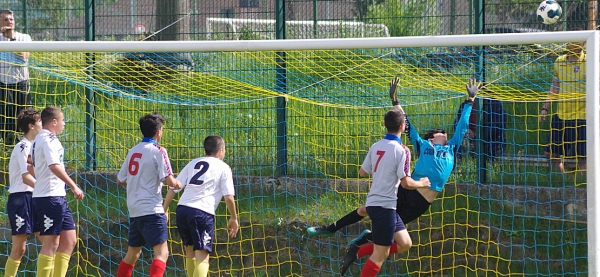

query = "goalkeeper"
[{"left": 306, "top": 76, "right": 480, "bottom": 275}]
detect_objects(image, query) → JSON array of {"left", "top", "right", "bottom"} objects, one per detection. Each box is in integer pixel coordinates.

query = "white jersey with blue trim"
[
  {"left": 363, "top": 134, "right": 411, "bottom": 210},
  {"left": 175, "top": 156, "right": 234, "bottom": 216},
  {"left": 9, "top": 138, "right": 33, "bottom": 193},
  {"left": 117, "top": 138, "right": 174, "bottom": 218},
  {"left": 31, "top": 129, "right": 66, "bottom": 197}
]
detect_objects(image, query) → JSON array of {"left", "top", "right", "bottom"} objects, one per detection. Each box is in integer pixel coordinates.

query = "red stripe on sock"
[
  {"left": 360, "top": 259, "right": 381, "bottom": 277},
  {"left": 149, "top": 259, "right": 166, "bottom": 277}
]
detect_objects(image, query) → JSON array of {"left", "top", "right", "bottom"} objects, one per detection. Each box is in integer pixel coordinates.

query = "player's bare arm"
[
  {"left": 164, "top": 175, "right": 182, "bottom": 190},
  {"left": 358, "top": 167, "right": 369, "bottom": 177},
  {"left": 116, "top": 178, "right": 127, "bottom": 186},
  {"left": 22, "top": 172, "right": 35, "bottom": 188},
  {"left": 224, "top": 195, "right": 239, "bottom": 238},
  {"left": 163, "top": 189, "right": 176, "bottom": 213},
  {"left": 49, "top": 164, "right": 84, "bottom": 199},
  {"left": 25, "top": 164, "right": 35, "bottom": 187},
  {"left": 400, "top": 176, "right": 431, "bottom": 190}
]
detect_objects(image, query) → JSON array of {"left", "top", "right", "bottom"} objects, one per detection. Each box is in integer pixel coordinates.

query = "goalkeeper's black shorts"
[{"left": 396, "top": 186, "right": 432, "bottom": 224}]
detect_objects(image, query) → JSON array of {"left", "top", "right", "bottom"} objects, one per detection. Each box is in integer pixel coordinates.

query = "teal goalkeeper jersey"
[{"left": 406, "top": 102, "right": 473, "bottom": 192}]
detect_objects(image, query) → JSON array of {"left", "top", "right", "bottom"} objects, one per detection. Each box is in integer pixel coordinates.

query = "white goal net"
[{"left": 206, "top": 18, "right": 390, "bottom": 40}]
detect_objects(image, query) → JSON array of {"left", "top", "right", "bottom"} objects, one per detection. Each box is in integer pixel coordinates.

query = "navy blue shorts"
[
  {"left": 32, "top": 196, "right": 75, "bottom": 235},
  {"left": 176, "top": 205, "right": 215, "bottom": 252},
  {"left": 7, "top": 192, "right": 38, "bottom": 235},
  {"left": 128, "top": 213, "right": 168, "bottom": 248},
  {"left": 366, "top": 206, "right": 405, "bottom": 246},
  {"left": 546, "top": 114, "right": 586, "bottom": 158}
]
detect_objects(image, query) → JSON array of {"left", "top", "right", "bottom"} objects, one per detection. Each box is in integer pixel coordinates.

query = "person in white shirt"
[
  {"left": 116, "top": 112, "right": 182, "bottom": 277},
  {"left": 30, "top": 106, "right": 84, "bottom": 277},
  {"left": 4, "top": 108, "right": 41, "bottom": 277},
  {"left": 0, "top": 9, "right": 32, "bottom": 145},
  {"left": 163, "top": 135, "right": 239, "bottom": 277}
]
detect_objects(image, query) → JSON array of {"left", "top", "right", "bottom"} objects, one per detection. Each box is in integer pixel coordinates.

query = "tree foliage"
[{"left": 364, "top": 0, "right": 441, "bottom": 37}]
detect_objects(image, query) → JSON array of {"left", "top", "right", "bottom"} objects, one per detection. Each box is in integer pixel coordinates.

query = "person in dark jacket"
[{"left": 454, "top": 88, "right": 506, "bottom": 160}]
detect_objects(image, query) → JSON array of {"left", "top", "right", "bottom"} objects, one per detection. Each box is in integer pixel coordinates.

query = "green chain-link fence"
[{"left": 5, "top": 0, "right": 598, "bottom": 41}]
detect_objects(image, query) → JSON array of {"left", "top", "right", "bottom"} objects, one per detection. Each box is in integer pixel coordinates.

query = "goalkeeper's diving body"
[{"left": 306, "top": 76, "right": 481, "bottom": 275}]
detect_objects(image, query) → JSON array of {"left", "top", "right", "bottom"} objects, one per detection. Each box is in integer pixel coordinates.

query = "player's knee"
[
  {"left": 59, "top": 231, "right": 78, "bottom": 250},
  {"left": 397, "top": 240, "right": 412, "bottom": 253},
  {"left": 9, "top": 244, "right": 26, "bottom": 259},
  {"left": 125, "top": 247, "right": 142, "bottom": 260},
  {"left": 152, "top": 242, "right": 169, "bottom": 261}
]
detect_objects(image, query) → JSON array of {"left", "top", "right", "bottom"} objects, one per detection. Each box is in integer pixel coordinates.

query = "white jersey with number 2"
[
  {"left": 118, "top": 141, "right": 173, "bottom": 218},
  {"left": 175, "top": 156, "right": 234, "bottom": 216}
]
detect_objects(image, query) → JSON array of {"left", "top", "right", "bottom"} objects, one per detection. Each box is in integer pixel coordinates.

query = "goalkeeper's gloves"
[
  {"left": 465, "top": 76, "right": 481, "bottom": 103},
  {"left": 389, "top": 76, "right": 400, "bottom": 106}
]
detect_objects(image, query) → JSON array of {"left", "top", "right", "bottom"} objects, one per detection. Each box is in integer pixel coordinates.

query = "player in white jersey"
[
  {"left": 357, "top": 109, "right": 430, "bottom": 277},
  {"left": 116, "top": 112, "right": 182, "bottom": 277},
  {"left": 30, "top": 106, "right": 85, "bottom": 277},
  {"left": 163, "top": 135, "right": 238, "bottom": 277},
  {"left": 4, "top": 108, "right": 41, "bottom": 277}
]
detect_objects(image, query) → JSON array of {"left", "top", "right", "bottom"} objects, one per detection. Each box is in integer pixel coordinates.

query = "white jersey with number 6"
[
  {"left": 176, "top": 156, "right": 234, "bottom": 216},
  {"left": 31, "top": 129, "right": 66, "bottom": 198},
  {"left": 117, "top": 141, "right": 173, "bottom": 218}
]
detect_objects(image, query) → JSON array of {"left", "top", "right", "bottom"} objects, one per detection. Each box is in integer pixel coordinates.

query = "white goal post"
[{"left": 0, "top": 30, "right": 598, "bottom": 276}]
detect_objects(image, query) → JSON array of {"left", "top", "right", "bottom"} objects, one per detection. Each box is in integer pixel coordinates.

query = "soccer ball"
[{"left": 537, "top": 0, "right": 562, "bottom": 25}]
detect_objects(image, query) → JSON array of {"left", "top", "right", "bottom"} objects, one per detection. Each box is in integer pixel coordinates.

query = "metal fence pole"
[
  {"left": 85, "top": 0, "right": 96, "bottom": 170},
  {"left": 276, "top": 0, "right": 287, "bottom": 176},
  {"left": 475, "top": 0, "right": 487, "bottom": 184}
]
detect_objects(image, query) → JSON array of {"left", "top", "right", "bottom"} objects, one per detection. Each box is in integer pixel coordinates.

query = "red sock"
[
  {"left": 149, "top": 259, "right": 166, "bottom": 277},
  {"left": 117, "top": 261, "right": 134, "bottom": 277},
  {"left": 360, "top": 259, "right": 381, "bottom": 277},
  {"left": 357, "top": 243, "right": 398, "bottom": 258},
  {"left": 357, "top": 243, "right": 374, "bottom": 258}
]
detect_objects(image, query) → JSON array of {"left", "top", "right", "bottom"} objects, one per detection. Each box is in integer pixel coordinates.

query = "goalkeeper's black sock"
[{"left": 326, "top": 209, "right": 365, "bottom": 232}]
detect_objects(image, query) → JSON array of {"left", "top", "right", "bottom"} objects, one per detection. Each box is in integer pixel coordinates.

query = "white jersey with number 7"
[
  {"left": 362, "top": 138, "right": 411, "bottom": 210},
  {"left": 117, "top": 141, "right": 173, "bottom": 218}
]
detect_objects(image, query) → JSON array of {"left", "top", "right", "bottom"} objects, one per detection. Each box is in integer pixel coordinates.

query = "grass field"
[{"left": 0, "top": 47, "right": 588, "bottom": 276}]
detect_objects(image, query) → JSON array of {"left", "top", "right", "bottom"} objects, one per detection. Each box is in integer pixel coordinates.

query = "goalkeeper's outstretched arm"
[
  {"left": 389, "top": 76, "right": 424, "bottom": 146},
  {"left": 449, "top": 76, "right": 480, "bottom": 146}
]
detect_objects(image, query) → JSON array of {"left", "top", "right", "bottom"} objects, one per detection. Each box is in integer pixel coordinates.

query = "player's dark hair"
[
  {"left": 41, "top": 106, "right": 62, "bottom": 126},
  {"left": 17, "top": 108, "right": 40, "bottom": 134},
  {"left": 139, "top": 112, "right": 165, "bottom": 138},
  {"left": 204, "top": 135, "right": 224, "bottom": 156},
  {"left": 424, "top": 129, "right": 446, "bottom": 140},
  {"left": 384, "top": 110, "right": 405, "bottom": 133}
]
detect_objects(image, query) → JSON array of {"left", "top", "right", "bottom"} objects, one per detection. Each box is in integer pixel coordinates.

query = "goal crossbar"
[{"left": 0, "top": 31, "right": 594, "bottom": 52}]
